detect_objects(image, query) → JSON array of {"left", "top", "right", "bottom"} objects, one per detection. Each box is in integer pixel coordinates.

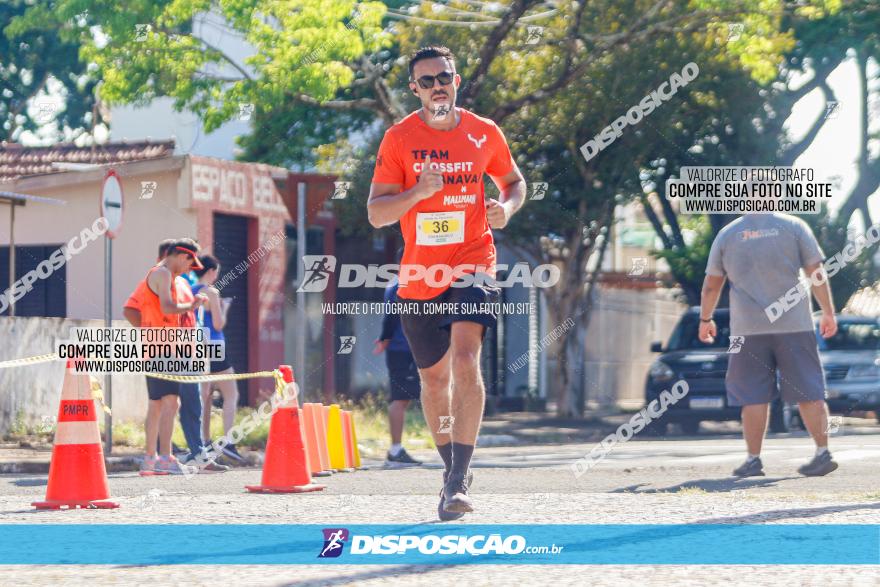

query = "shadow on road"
[
  {"left": 611, "top": 476, "right": 794, "bottom": 494},
  {"left": 694, "top": 501, "right": 880, "bottom": 524}
]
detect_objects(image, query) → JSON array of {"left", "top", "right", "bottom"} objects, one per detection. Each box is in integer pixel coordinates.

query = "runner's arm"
[
  {"left": 368, "top": 182, "right": 423, "bottom": 228},
  {"left": 205, "top": 286, "right": 226, "bottom": 331},
  {"left": 805, "top": 261, "right": 837, "bottom": 338},
  {"left": 122, "top": 307, "right": 141, "bottom": 327},
  {"left": 698, "top": 274, "right": 725, "bottom": 343},
  {"left": 700, "top": 274, "right": 726, "bottom": 319},
  {"left": 368, "top": 154, "right": 443, "bottom": 228},
  {"left": 149, "top": 268, "right": 196, "bottom": 315},
  {"left": 489, "top": 164, "right": 526, "bottom": 215}
]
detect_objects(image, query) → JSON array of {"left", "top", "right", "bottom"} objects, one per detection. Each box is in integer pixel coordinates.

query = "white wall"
[{"left": 0, "top": 317, "right": 147, "bottom": 435}]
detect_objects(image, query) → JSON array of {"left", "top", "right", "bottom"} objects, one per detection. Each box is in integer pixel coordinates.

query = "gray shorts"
[{"left": 726, "top": 330, "right": 826, "bottom": 406}]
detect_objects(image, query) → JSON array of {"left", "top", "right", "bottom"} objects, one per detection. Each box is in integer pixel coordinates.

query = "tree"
[
  {"left": 1, "top": 0, "right": 102, "bottom": 143},
  {"left": 12, "top": 0, "right": 841, "bottom": 416},
  {"left": 645, "top": 2, "right": 880, "bottom": 306}
]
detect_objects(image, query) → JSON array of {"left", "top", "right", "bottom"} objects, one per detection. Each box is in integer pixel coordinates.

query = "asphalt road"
[{"left": 2, "top": 422, "right": 879, "bottom": 586}]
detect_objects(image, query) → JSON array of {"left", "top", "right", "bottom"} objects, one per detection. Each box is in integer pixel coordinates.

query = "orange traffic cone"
[
  {"left": 315, "top": 404, "right": 335, "bottom": 473},
  {"left": 303, "top": 404, "right": 331, "bottom": 477},
  {"left": 342, "top": 411, "right": 357, "bottom": 471},
  {"left": 32, "top": 361, "right": 119, "bottom": 509},
  {"left": 245, "top": 366, "right": 324, "bottom": 494},
  {"left": 349, "top": 410, "right": 362, "bottom": 469}
]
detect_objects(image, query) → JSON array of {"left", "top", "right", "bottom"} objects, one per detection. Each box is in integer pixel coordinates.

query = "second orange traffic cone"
[
  {"left": 32, "top": 360, "right": 119, "bottom": 510},
  {"left": 245, "top": 366, "right": 324, "bottom": 494},
  {"left": 302, "top": 403, "right": 331, "bottom": 477}
]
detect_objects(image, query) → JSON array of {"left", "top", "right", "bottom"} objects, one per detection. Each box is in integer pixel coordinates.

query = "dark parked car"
[{"left": 645, "top": 307, "right": 798, "bottom": 435}]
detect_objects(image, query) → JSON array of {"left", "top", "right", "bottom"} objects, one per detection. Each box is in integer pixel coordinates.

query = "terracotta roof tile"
[{"left": 0, "top": 140, "right": 176, "bottom": 182}]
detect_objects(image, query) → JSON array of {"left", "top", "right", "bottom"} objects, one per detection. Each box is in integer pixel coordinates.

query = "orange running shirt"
[
  {"left": 372, "top": 109, "right": 515, "bottom": 300},
  {"left": 124, "top": 266, "right": 180, "bottom": 328}
]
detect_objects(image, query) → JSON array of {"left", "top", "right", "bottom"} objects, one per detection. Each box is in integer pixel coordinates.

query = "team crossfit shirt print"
[{"left": 372, "top": 109, "right": 515, "bottom": 300}]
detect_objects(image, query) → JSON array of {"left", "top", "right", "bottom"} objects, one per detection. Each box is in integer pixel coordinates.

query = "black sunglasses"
[{"left": 412, "top": 71, "right": 454, "bottom": 90}]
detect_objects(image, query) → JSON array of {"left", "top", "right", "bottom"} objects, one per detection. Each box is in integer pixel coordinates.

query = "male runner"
[
  {"left": 699, "top": 212, "right": 838, "bottom": 477},
  {"left": 368, "top": 46, "right": 526, "bottom": 519},
  {"left": 124, "top": 239, "right": 209, "bottom": 475}
]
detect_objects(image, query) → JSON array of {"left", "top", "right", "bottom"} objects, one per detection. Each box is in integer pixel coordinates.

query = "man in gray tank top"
[{"left": 699, "top": 212, "right": 839, "bottom": 477}]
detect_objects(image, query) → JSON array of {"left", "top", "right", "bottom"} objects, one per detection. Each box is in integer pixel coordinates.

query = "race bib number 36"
[{"left": 416, "top": 211, "right": 465, "bottom": 246}]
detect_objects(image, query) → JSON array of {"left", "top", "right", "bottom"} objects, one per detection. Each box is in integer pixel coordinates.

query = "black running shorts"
[{"left": 398, "top": 278, "right": 501, "bottom": 369}]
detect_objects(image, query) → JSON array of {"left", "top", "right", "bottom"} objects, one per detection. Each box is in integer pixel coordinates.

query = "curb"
[{"left": 0, "top": 456, "right": 141, "bottom": 475}]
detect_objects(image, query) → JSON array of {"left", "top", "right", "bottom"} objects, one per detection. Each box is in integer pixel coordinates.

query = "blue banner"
[{"left": 0, "top": 524, "right": 877, "bottom": 565}]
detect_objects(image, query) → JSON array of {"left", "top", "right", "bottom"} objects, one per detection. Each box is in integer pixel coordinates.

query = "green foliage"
[
  {"left": 804, "top": 208, "right": 880, "bottom": 310},
  {"left": 653, "top": 216, "right": 714, "bottom": 293},
  {"left": 1, "top": 0, "right": 100, "bottom": 142}
]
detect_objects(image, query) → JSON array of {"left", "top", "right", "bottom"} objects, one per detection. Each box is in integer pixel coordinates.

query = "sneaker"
[
  {"left": 732, "top": 456, "right": 765, "bottom": 478},
  {"left": 797, "top": 451, "right": 838, "bottom": 477},
  {"left": 438, "top": 470, "right": 474, "bottom": 521},
  {"left": 221, "top": 444, "right": 247, "bottom": 465},
  {"left": 442, "top": 470, "right": 475, "bottom": 516},
  {"left": 172, "top": 443, "right": 189, "bottom": 457},
  {"left": 198, "top": 460, "right": 231, "bottom": 474},
  {"left": 155, "top": 455, "right": 199, "bottom": 476},
  {"left": 139, "top": 455, "right": 167, "bottom": 476},
  {"left": 385, "top": 447, "right": 423, "bottom": 468},
  {"left": 182, "top": 453, "right": 231, "bottom": 474}
]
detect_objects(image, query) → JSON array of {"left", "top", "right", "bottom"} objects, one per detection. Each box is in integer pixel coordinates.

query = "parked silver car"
[{"left": 816, "top": 313, "right": 880, "bottom": 422}]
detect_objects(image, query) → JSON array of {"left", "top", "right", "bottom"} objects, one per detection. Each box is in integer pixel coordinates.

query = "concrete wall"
[
  {"left": 0, "top": 316, "right": 147, "bottom": 435},
  {"left": 583, "top": 286, "right": 686, "bottom": 409}
]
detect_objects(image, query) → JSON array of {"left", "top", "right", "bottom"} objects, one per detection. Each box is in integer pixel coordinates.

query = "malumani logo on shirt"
[{"left": 443, "top": 194, "right": 476, "bottom": 206}]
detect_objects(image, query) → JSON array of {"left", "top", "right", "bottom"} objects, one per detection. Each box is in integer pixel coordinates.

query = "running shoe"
[
  {"left": 221, "top": 444, "right": 247, "bottom": 465},
  {"left": 732, "top": 456, "right": 765, "bottom": 477},
  {"left": 182, "top": 453, "right": 231, "bottom": 474},
  {"left": 139, "top": 455, "right": 167, "bottom": 477},
  {"left": 439, "top": 470, "right": 474, "bottom": 520},
  {"left": 797, "top": 451, "right": 838, "bottom": 477},
  {"left": 385, "top": 447, "right": 423, "bottom": 468},
  {"left": 155, "top": 455, "right": 199, "bottom": 475}
]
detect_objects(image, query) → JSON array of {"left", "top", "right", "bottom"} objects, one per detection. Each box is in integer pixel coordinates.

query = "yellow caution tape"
[
  {"left": 0, "top": 353, "right": 59, "bottom": 368},
  {"left": 0, "top": 353, "right": 289, "bottom": 399},
  {"left": 89, "top": 376, "right": 112, "bottom": 416}
]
